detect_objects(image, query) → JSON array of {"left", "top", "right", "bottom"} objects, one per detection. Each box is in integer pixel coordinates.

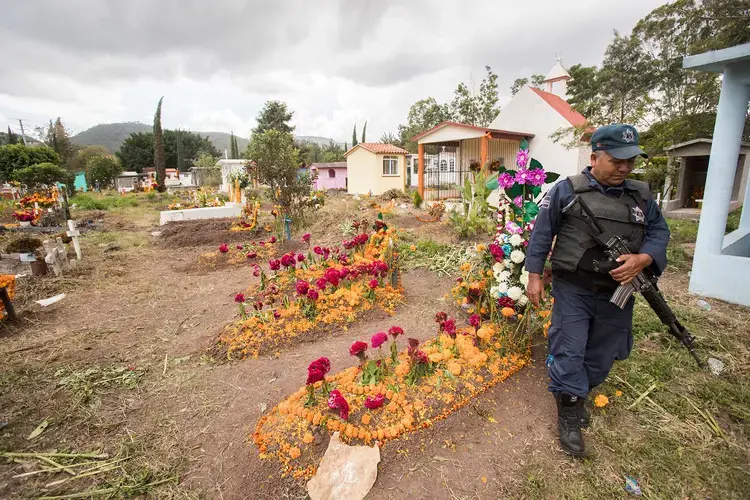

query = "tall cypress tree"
[
  {"left": 361, "top": 121, "right": 367, "bottom": 143},
  {"left": 6, "top": 126, "right": 16, "bottom": 144},
  {"left": 153, "top": 97, "right": 166, "bottom": 192},
  {"left": 229, "top": 132, "right": 235, "bottom": 159},
  {"left": 352, "top": 124, "right": 358, "bottom": 147},
  {"left": 344, "top": 142, "right": 348, "bottom": 152}
]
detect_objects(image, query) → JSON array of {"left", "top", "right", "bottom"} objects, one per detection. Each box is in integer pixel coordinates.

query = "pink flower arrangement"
[
  {"left": 516, "top": 148, "right": 530, "bottom": 169},
  {"left": 498, "top": 172, "right": 515, "bottom": 189},
  {"left": 513, "top": 195, "right": 523, "bottom": 207},
  {"left": 489, "top": 243, "right": 505, "bottom": 262},
  {"left": 371, "top": 331, "right": 388, "bottom": 348},
  {"left": 529, "top": 168, "right": 546, "bottom": 186},
  {"left": 514, "top": 168, "right": 530, "bottom": 185},
  {"left": 327, "top": 389, "right": 350, "bottom": 420},
  {"left": 505, "top": 221, "right": 523, "bottom": 234},
  {"left": 364, "top": 393, "right": 385, "bottom": 410}
]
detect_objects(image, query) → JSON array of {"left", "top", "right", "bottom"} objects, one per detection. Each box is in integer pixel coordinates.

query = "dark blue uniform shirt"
[{"left": 525, "top": 167, "right": 670, "bottom": 276}]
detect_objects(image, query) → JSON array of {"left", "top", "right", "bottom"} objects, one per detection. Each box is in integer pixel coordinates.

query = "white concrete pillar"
[{"left": 694, "top": 65, "right": 750, "bottom": 255}]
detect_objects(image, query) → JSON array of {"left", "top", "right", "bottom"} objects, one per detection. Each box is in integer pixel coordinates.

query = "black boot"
[
  {"left": 555, "top": 392, "right": 585, "bottom": 457},
  {"left": 578, "top": 397, "right": 590, "bottom": 428}
]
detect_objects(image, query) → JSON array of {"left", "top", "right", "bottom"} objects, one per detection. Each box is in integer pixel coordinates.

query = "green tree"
[
  {"left": 68, "top": 145, "right": 111, "bottom": 173},
  {"left": 85, "top": 155, "right": 122, "bottom": 188},
  {"left": 361, "top": 121, "right": 367, "bottom": 143},
  {"left": 13, "top": 162, "right": 71, "bottom": 189},
  {"left": 566, "top": 64, "right": 602, "bottom": 119},
  {"left": 3, "top": 127, "right": 18, "bottom": 145},
  {"left": 352, "top": 123, "right": 358, "bottom": 147},
  {"left": 117, "top": 132, "right": 154, "bottom": 173},
  {"left": 246, "top": 129, "right": 306, "bottom": 210},
  {"left": 229, "top": 131, "right": 240, "bottom": 159},
  {"left": 0, "top": 144, "right": 61, "bottom": 182},
  {"left": 510, "top": 74, "right": 545, "bottom": 96},
  {"left": 153, "top": 97, "right": 166, "bottom": 192},
  {"left": 380, "top": 132, "right": 399, "bottom": 145},
  {"left": 477, "top": 66, "right": 501, "bottom": 126},
  {"left": 397, "top": 97, "right": 452, "bottom": 152},
  {"left": 253, "top": 100, "right": 295, "bottom": 135},
  {"left": 194, "top": 150, "right": 218, "bottom": 169},
  {"left": 36, "top": 117, "right": 76, "bottom": 169}
]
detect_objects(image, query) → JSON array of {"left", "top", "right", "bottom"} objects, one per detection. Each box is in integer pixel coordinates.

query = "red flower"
[
  {"left": 469, "top": 314, "right": 481, "bottom": 328},
  {"left": 246, "top": 251, "right": 257, "bottom": 259},
  {"left": 219, "top": 243, "right": 229, "bottom": 253},
  {"left": 307, "top": 367, "right": 325, "bottom": 385},
  {"left": 407, "top": 338, "right": 420, "bottom": 355},
  {"left": 297, "top": 253, "right": 305, "bottom": 262},
  {"left": 364, "top": 393, "right": 385, "bottom": 410},
  {"left": 443, "top": 318, "right": 457, "bottom": 338},
  {"left": 338, "top": 254, "right": 350, "bottom": 265},
  {"left": 269, "top": 236, "right": 277, "bottom": 243},
  {"left": 295, "top": 280, "right": 310, "bottom": 296},
  {"left": 253, "top": 265, "right": 261, "bottom": 277},
  {"left": 308, "top": 357, "right": 331, "bottom": 375},
  {"left": 414, "top": 350, "right": 429, "bottom": 364},
  {"left": 349, "top": 341, "right": 368, "bottom": 359},
  {"left": 280, "top": 253, "right": 296, "bottom": 268},
  {"left": 435, "top": 312, "right": 448, "bottom": 325},
  {"left": 388, "top": 326, "right": 403, "bottom": 337},
  {"left": 327, "top": 389, "right": 350, "bottom": 420},
  {"left": 269, "top": 259, "right": 281, "bottom": 271},
  {"left": 489, "top": 243, "right": 505, "bottom": 262},
  {"left": 375, "top": 220, "right": 387, "bottom": 231},
  {"left": 307, "top": 289, "right": 319, "bottom": 301},
  {"left": 371, "top": 331, "right": 388, "bottom": 348},
  {"left": 313, "top": 246, "right": 323, "bottom": 255},
  {"left": 315, "top": 277, "right": 328, "bottom": 290},
  {"left": 253, "top": 300, "right": 263, "bottom": 311},
  {"left": 497, "top": 296, "right": 516, "bottom": 309},
  {"left": 302, "top": 233, "right": 311, "bottom": 243},
  {"left": 236, "top": 244, "right": 244, "bottom": 250},
  {"left": 368, "top": 279, "right": 379, "bottom": 289},
  {"left": 273, "top": 309, "right": 280, "bottom": 319},
  {"left": 234, "top": 292, "right": 245, "bottom": 303}
]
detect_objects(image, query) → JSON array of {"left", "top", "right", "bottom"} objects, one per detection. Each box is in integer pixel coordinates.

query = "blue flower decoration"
[{"left": 502, "top": 244, "right": 512, "bottom": 256}]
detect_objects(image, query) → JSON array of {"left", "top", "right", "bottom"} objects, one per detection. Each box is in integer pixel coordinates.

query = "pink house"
[{"left": 309, "top": 162, "right": 347, "bottom": 191}]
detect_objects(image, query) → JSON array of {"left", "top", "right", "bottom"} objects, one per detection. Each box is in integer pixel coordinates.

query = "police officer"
[{"left": 524, "top": 124, "right": 670, "bottom": 456}]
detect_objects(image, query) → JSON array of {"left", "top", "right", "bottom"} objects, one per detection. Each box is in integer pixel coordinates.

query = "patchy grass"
[
  {"left": 513, "top": 227, "right": 750, "bottom": 498},
  {"left": 397, "top": 238, "right": 469, "bottom": 276}
]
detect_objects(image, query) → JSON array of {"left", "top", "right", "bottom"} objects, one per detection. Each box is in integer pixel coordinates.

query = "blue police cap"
[{"left": 591, "top": 124, "right": 647, "bottom": 159}]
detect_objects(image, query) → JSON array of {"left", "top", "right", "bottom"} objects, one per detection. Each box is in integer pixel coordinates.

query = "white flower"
[
  {"left": 498, "top": 271, "right": 511, "bottom": 282},
  {"left": 495, "top": 281, "right": 509, "bottom": 294},
  {"left": 503, "top": 259, "right": 512, "bottom": 268},
  {"left": 508, "top": 286, "right": 524, "bottom": 301},
  {"left": 492, "top": 261, "right": 505, "bottom": 274},
  {"left": 510, "top": 234, "right": 524, "bottom": 247},
  {"left": 517, "top": 295, "right": 529, "bottom": 306},
  {"left": 510, "top": 250, "right": 526, "bottom": 264},
  {"left": 520, "top": 272, "right": 529, "bottom": 287}
]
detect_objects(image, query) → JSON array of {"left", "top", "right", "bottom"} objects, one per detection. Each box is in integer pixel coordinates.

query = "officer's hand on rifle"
[
  {"left": 610, "top": 253, "right": 653, "bottom": 285},
  {"left": 527, "top": 273, "right": 545, "bottom": 307}
]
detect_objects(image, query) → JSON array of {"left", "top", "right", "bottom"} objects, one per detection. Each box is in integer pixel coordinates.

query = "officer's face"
[{"left": 590, "top": 151, "right": 636, "bottom": 186}]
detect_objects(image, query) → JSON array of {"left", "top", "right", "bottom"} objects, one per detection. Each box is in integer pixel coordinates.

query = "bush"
[
  {"left": 0, "top": 144, "right": 61, "bottom": 182},
  {"left": 412, "top": 190, "right": 423, "bottom": 208},
  {"left": 381, "top": 188, "right": 408, "bottom": 201},
  {"left": 12, "top": 162, "right": 71, "bottom": 189},
  {"left": 70, "top": 193, "right": 139, "bottom": 210},
  {"left": 86, "top": 155, "right": 122, "bottom": 188}
]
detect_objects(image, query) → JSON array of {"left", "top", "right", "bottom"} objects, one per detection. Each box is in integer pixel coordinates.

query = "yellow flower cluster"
[{"left": 0, "top": 275, "right": 16, "bottom": 316}]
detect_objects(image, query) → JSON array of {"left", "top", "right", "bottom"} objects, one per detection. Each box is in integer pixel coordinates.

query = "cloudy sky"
[{"left": 1, "top": 0, "right": 668, "bottom": 142}]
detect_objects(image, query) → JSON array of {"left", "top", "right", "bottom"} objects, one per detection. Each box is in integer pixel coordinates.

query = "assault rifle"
[{"left": 562, "top": 195, "right": 704, "bottom": 367}]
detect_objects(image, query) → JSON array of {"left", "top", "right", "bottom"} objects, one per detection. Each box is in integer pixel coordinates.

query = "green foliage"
[
  {"left": 412, "top": 190, "right": 423, "bottom": 209},
  {"left": 70, "top": 192, "right": 139, "bottom": 210},
  {"left": 0, "top": 127, "right": 18, "bottom": 146},
  {"left": 0, "top": 143, "right": 61, "bottom": 182},
  {"left": 297, "top": 139, "right": 345, "bottom": 165},
  {"left": 36, "top": 117, "right": 75, "bottom": 168},
  {"left": 379, "top": 132, "right": 400, "bottom": 146},
  {"left": 509, "top": 74, "right": 545, "bottom": 96},
  {"left": 193, "top": 150, "right": 218, "bottom": 169},
  {"left": 253, "top": 100, "right": 295, "bottom": 135},
  {"left": 68, "top": 145, "right": 110, "bottom": 173},
  {"left": 227, "top": 169, "right": 250, "bottom": 189},
  {"left": 86, "top": 155, "right": 122, "bottom": 188},
  {"left": 229, "top": 131, "right": 240, "bottom": 159},
  {"left": 116, "top": 132, "right": 154, "bottom": 173},
  {"left": 352, "top": 123, "right": 358, "bottom": 147},
  {"left": 361, "top": 121, "right": 367, "bottom": 143},
  {"left": 153, "top": 97, "right": 166, "bottom": 192},
  {"left": 397, "top": 97, "right": 453, "bottom": 153},
  {"left": 12, "top": 162, "right": 71, "bottom": 188}
]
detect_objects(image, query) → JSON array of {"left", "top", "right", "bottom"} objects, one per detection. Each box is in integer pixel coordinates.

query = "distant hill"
[{"left": 71, "top": 122, "right": 341, "bottom": 154}]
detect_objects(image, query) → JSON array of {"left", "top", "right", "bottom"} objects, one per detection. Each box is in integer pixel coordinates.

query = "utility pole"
[{"left": 17, "top": 119, "right": 28, "bottom": 145}]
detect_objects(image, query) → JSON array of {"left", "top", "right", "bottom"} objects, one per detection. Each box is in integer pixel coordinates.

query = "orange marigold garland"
[
  {"left": 230, "top": 200, "right": 261, "bottom": 232},
  {"left": 252, "top": 315, "right": 538, "bottom": 479},
  {"left": 0, "top": 275, "right": 16, "bottom": 315}
]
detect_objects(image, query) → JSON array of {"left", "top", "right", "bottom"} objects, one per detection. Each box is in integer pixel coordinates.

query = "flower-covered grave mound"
[
  {"left": 216, "top": 224, "right": 404, "bottom": 359},
  {"left": 252, "top": 312, "right": 550, "bottom": 479}
]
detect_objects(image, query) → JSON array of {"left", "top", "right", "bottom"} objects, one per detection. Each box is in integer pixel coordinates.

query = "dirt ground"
[{"left": 3, "top": 196, "right": 741, "bottom": 499}]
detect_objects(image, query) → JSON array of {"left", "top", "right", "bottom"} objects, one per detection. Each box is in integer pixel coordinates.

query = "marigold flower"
[
  {"left": 234, "top": 292, "right": 245, "bottom": 303},
  {"left": 371, "top": 331, "right": 388, "bottom": 348},
  {"left": 388, "top": 326, "right": 403, "bottom": 337},
  {"left": 476, "top": 244, "right": 486, "bottom": 253},
  {"left": 594, "top": 394, "right": 609, "bottom": 407},
  {"left": 307, "top": 289, "right": 319, "bottom": 301},
  {"left": 615, "top": 390, "right": 623, "bottom": 397},
  {"left": 501, "top": 307, "right": 516, "bottom": 318},
  {"left": 409, "top": 244, "right": 416, "bottom": 251},
  {"left": 219, "top": 243, "right": 229, "bottom": 253},
  {"left": 364, "top": 393, "right": 385, "bottom": 409}
]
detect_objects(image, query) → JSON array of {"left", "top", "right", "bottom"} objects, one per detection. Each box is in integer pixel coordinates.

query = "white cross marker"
[{"left": 66, "top": 220, "right": 82, "bottom": 260}]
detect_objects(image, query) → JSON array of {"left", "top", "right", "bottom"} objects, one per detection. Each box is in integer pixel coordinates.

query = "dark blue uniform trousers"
[{"left": 547, "top": 279, "right": 635, "bottom": 398}]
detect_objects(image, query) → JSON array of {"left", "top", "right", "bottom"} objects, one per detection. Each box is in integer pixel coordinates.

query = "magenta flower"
[
  {"left": 349, "top": 341, "right": 368, "bottom": 361},
  {"left": 246, "top": 251, "right": 257, "bottom": 259},
  {"left": 469, "top": 313, "right": 481, "bottom": 329},
  {"left": 269, "top": 259, "right": 281, "bottom": 271},
  {"left": 253, "top": 265, "right": 261, "bottom": 277},
  {"left": 388, "top": 326, "right": 403, "bottom": 337},
  {"left": 506, "top": 221, "right": 523, "bottom": 234},
  {"left": 297, "top": 253, "right": 305, "bottom": 262},
  {"left": 515, "top": 168, "right": 530, "bottom": 185},
  {"left": 236, "top": 244, "right": 244, "bottom": 250},
  {"left": 295, "top": 280, "right": 310, "bottom": 296},
  {"left": 234, "top": 293, "right": 245, "bottom": 303},
  {"left": 315, "top": 277, "right": 328, "bottom": 290},
  {"left": 307, "top": 289, "right": 319, "bottom": 301},
  {"left": 529, "top": 168, "right": 546, "bottom": 186},
  {"left": 513, "top": 195, "right": 523, "bottom": 207},
  {"left": 313, "top": 246, "right": 323, "bottom": 255},
  {"left": 269, "top": 236, "right": 277, "bottom": 244},
  {"left": 364, "top": 393, "right": 385, "bottom": 410},
  {"left": 516, "top": 149, "right": 530, "bottom": 169},
  {"left": 371, "top": 331, "right": 388, "bottom": 349},
  {"left": 327, "top": 389, "right": 350, "bottom": 420},
  {"left": 498, "top": 172, "right": 515, "bottom": 189},
  {"left": 302, "top": 233, "right": 311, "bottom": 243},
  {"left": 368, "top": 278, "right": 379, "bottom": 289},
  {"left": 219, "top": 243, "right": 229, "bottom": 253}
]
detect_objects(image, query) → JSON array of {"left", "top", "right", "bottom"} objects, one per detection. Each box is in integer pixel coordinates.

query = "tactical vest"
[{"left": 551, "top": 174, "right": 650, "bottom": 290}]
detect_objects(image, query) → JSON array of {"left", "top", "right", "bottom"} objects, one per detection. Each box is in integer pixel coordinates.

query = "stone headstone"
[
  {"left": 43, "top": 239, "right": 64, "bottom": 277},
  {"left": 307, "top": 432, "right": 380, "bottom": 500},
  {"left": 66, "top": 220, "right": 82, "bottom": 260}
]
